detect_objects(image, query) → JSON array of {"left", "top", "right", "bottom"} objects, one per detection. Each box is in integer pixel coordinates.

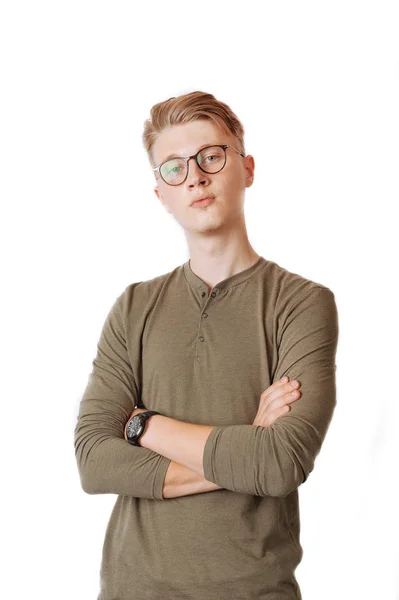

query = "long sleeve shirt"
[{"left": 73, "top": 255, "right": 339, "bottom": 600}]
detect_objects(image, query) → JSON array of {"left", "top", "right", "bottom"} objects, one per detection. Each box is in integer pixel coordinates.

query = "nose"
[{"left": 185, "top": 157, "right": 210, "bottom": 186}]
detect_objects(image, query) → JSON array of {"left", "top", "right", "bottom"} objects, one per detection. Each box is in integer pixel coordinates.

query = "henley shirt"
[{"left": 73, "top": 255, "right": 339, "bottom": 600}]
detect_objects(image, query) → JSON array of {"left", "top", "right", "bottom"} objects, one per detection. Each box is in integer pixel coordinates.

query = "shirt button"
[
  {"left": 202, "top": 313, "right": 208, "bottom": 318},
  {"left": 199, "top": 336, "right": 205, "bottom": 342},
  {"left": 211, "top": 292, "right": 216, "bottom": 297},
  {"left": 201, "top": 291, "right": 206, "bottom": 297}
]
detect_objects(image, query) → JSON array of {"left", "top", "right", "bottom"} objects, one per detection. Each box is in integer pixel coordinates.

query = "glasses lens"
[
  {"left": 160, "top": 157, "right": 187, "bottom": 186},
  {"left": 197, "top": 146, "right": 226, "bottom": 173}
]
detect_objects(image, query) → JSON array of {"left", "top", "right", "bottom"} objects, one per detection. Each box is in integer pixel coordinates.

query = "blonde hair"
[{"left": 142, "top": 90, "right": 246, "bottom": 170}]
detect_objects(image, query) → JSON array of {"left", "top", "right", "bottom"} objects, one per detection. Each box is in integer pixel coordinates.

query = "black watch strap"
[{"left": 126, "top": 410, "right": 161, "bottom": 446}]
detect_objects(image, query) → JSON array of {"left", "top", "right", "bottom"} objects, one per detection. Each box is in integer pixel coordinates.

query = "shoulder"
[
  {"left": 261, "top": 260, "right": 338, "bottom": 351},
  {"left": 115, "top": 264, "right": 182, "bottom": 316},
  {"left": 262, "top": 257, "right": 336, "bottom": 314}
]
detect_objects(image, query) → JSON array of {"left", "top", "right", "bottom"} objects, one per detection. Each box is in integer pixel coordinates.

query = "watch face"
[{"left": 126, "top": 415, "right": 144, "bottom": 439}]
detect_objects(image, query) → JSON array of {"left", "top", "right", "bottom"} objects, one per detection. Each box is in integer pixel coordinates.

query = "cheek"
[
  {"left": 161, "top": 192, "right": 181, "bottom": 212},
  {"left": 219, "top": 171, "right": 243, "bottom": 194}
]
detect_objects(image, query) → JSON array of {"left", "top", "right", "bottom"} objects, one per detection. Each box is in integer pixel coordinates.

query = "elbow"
[
  {"left": 75, "top": 460, "right": 98, "bottom": 495},
  {"left": 76, "top": 460, "right": 112, "bottom": 495},
  {"left": 79, "top": 471, "right": 98, "bottom": 495},
  {"left": 255, "top": 475, "right": 300, "bottom": 498},
  {"left": 80, "top": 478, "right": 95, "bottom": 496},
  {"left": 74, "top": 437, "right": 106, "bottom": 495},
  {"left": 82, "top": 482, "right": 105, "bottom": 496},
  {"left": 271, "top": 470, "right": 309, "bottom": 498},
  {"left": 257, "top": 452, "right": 313, "bottom": 498},
  {"left": 257, "top": 470, "right": 308, "bottom": 498},
  {"left": 74, "top": 444, "right": 117, "bottom": 496},
  {"left": 259, "top": 423, "right": 316, "bottom": 497},
  {"left": 74, "top": 423, "right": 117, "bottom": 495}
]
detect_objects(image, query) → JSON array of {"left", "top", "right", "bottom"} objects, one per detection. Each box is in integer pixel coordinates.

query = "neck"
[{"left": 186, "top": 244, "right": 261, "bottom": 292}]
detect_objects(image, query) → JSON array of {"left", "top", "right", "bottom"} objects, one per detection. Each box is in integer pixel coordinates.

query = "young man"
[{"left": 74, "top": 91, "right": 339, "bottom": 600}]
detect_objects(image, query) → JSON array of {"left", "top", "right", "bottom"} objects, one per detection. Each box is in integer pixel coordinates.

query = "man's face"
[{"left": 152, "top": 120, "right": 255, "bottom": 236}]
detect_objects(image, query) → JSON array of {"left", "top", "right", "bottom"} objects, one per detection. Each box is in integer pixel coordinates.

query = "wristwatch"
[{"left": 125, "top": 410, "right": 161, "bottom": 446}]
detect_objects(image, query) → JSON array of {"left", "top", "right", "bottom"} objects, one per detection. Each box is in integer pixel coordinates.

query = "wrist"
[
  {"left": 124, "top": 407, "right": 155, "bottom": 443},
  {"left": 139, "top": 413, "right": 164, "bottom": 448}
]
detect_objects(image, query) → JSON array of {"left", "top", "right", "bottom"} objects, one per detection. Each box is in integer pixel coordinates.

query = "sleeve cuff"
[
  {"left": 153, "top": 456, "right": 172, "bottom": 500},
  {"left": 203, "top": 426, "right": 225, "bottom": 484}
]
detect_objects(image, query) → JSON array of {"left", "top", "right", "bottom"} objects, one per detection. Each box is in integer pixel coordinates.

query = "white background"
[{"left": 1, "top": 1, "right": 398, "bottom": 598}]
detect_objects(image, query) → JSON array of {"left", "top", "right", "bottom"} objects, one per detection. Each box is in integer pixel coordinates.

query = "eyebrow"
[{"left": 162, "top": 142, "right": 221, "bottom": 164}]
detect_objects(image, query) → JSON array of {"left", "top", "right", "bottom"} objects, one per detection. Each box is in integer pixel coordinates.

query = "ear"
[{"left": 243, "top": 155, "right": 255, "bottom": 188}]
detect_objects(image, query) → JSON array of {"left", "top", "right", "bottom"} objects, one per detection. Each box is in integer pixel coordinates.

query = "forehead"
[{"left": 153, "top": 120, "right": 229, "bottom": 165}]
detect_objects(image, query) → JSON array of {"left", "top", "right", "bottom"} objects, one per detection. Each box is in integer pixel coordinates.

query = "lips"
[{"left": 191, "top": 195, "right": 215, "bottom": 206}]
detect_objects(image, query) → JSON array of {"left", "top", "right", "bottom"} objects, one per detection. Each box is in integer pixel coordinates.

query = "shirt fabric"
[{"left": 74, "top": 255, "right": 339, "bottom": 600}]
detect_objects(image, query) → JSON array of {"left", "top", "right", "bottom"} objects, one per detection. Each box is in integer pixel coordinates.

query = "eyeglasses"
[{"left": 153, "top": 144, "right": 245, "bottom": 186}]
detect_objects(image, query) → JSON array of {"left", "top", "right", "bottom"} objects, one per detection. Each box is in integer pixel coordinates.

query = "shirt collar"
[{"left": 183, "top": 255, "right": 268, "bottom": 294}]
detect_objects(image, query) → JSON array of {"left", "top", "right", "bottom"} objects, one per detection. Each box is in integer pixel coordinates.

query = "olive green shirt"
[{"left": 74, "top": 255, "right": 339, "bottom": 600}]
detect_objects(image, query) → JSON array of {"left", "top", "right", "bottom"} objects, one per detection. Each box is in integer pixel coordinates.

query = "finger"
[
  {"left": 272, "top": 403, "right": 291, "bottom": 419},
  {"left": 260, "top": 384, "right": 301, "bottom": 416},
  {"left": 262, "top": 378, "right": 300, "bottom": 404},
  {"left": 259, "top": 403, "right": 291, "bottom": 428},
  {"left": 262, "top": 376, "right": 291, "bottom": 398}
]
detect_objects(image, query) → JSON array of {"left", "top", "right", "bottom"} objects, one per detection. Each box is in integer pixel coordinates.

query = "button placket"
[{"left": 196, "top": 287, "right": 218, "bottom": 361}]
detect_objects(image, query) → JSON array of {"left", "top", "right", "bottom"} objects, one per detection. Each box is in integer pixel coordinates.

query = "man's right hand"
[{"left": 252, "top": 377, "right": 301, "bottom": 428}]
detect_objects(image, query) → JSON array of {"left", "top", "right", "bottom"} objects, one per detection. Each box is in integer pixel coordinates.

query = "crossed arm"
[
  {"left": 125, "top": 411, "right": 223, "bottom": 498},
  {"left": 126, "top": 412, "right": 214, "bottom": 477},
  {"left": 74, "top": 285, "right": 338, "bottom": 501}
]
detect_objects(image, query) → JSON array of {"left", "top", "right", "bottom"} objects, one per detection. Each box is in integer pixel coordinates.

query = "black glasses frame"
[{"left": 153, "top": 144, "right": 245, "bottom": 186}]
